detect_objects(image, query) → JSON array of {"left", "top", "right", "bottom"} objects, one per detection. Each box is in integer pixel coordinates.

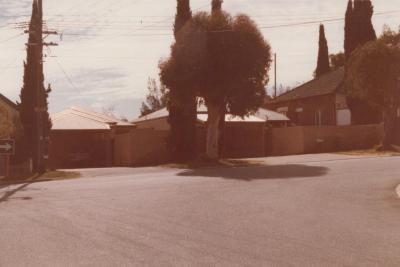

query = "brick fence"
[{"left": 267, "top": 124, "right": 384, "bottom": 156}]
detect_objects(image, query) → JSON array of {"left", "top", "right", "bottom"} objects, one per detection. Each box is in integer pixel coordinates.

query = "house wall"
[
  {"left": 267, "top": 94, "right": 337, "bottom": 126},
  {"left": 267, "top": 124, "right": 384, "bottom": 156},
  {"left": 49, "top": 130, "right": 113, "bottom": 169},
  {"left": 0, "top": 98, "right": 18, "bottom": 118},
  {"left": 0, "top": 97, "right": 21, "bottom": 138}
]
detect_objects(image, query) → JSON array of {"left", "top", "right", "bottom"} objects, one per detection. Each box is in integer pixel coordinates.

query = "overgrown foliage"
[
  {"left": 315, "top": 24, "right": 330, "bottom": 78},
  {"left": 345, "top": 37, "right": 400, "bottom": 149},
  {"left": 140, "top": 78, "right": 168, "bottom": 117},
  {"left": 160, "top": 11, "right": 271, "bottom": 159}
]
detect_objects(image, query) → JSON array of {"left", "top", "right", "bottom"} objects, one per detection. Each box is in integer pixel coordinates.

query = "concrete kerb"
[{"left": 396, "top": 184, "right": 400, "bottom": 199}]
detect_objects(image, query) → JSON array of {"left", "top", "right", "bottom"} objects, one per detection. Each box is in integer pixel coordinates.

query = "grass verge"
[{"left": 336, "top": 149, "right": 400, "bottom": 157}]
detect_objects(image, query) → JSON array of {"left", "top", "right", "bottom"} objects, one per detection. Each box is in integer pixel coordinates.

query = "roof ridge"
[{"left": 272, "top": 67, "right": 345, "bottom": 103}]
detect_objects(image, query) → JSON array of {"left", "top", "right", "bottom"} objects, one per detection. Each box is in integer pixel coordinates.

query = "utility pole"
[
  {"left": 26, "top": 0, "right": 58, "bottom": 173},
  {"left": 274, "top": 53, "right": 277, "bottom": 98}
]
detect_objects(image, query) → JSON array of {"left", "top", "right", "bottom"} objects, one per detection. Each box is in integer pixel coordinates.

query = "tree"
[
  {"left": 344, "top": 0, "right": 378, "bottom": 125},
  {"left": 212, "top": 0, "right": 223, "bottom": 13},
  {"left": 18, "top": 0, "right": 51, "bottom": 173},
  {"left": 344, "top": 0, "right": 377, "bottom": 59},
  {"left": 352, "top": 0, "right": 376, "bottom": 46},
  {"left": 329, "top": 52, "right": 345, "bottom": 70},
  {"left": 345, "top": 40, "right": 400, "bottom": 149},
  {"left": 0, "top": 105, "right": 15, "bottom": 139},
  {"left": 160, "top": 11, "right": 272, "bottom": 159},
  {"left": 167, "top": 0, "right": 197, "bottom": 162},
  {"left": 174, "top": 0, "right": 192, "bottom": 39},
  {"left": 344, "top": 0, "right": 355, "bottom": 59},
  {"left": 140, "top": 78, "right": 168, "bottom": 117},
  {"left": 315, "top": 24, "right": 331, "bottom": 78},
  {"left": 380, "top": 25, "right": 400, "bottom": 46}
]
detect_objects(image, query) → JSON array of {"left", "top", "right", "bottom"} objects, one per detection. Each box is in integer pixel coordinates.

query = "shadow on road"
[
  {"left": 0, "top": 175, "right": 40, "bottom": 203},
  {"left": 177, "top": 164, "right": 329, "bottom": 181},
  {"left": 0, "top": 182, "right": 34, "bottom": 203}
]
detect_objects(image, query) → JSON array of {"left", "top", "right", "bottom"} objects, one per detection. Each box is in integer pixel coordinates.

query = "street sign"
[{"left": 0, "top": 139, "right": 15, "bottom": 155}]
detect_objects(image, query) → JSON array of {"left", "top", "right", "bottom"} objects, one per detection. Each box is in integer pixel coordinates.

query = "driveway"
[{"left": 0, "top": 154, "right": 399, "bottom": 266}]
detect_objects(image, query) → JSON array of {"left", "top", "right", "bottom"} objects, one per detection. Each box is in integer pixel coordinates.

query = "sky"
[{"left": 0, "top": 0, "right": 399, "bottom": 119}]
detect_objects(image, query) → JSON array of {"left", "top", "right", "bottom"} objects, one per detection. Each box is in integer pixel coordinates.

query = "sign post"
[{"left": 0, "top": 140, "right": 15, "bottom": 178}]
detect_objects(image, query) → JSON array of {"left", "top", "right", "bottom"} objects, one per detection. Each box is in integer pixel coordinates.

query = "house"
[
  {"left": 49, "top": 107, "right": 135, "bottom": 169},
  {"left": 266, "top": 67, "right": 352, "bottom": 126},
  {"left": 133, "top": 106, "right": 289, "bottom": 158},
  {"left": 0, "top": 93, "right": 19, "bottom": 134}
]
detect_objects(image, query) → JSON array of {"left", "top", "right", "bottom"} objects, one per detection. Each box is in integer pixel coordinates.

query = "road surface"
[{"left": 1, "top": 154, "right": 400, "bottom": 266}]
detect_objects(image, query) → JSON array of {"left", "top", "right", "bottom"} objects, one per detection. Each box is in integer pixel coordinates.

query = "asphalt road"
[{"left": 1, "top": 154, "right": 400, "bottom": 267}]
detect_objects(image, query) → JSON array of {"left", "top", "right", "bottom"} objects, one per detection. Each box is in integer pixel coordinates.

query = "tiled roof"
[
  {"left": 255, "top": 108, "right": 290, "bottom": 121},
  {"left": 270, "top": 67, "right": 345, "bottom": 103},
  {"left": 134, "top": 106, "right": 289, "bottom": 123},
  {"left": 0, "top": 93, "right": 17, "bottom": 110},
  {"left": 51, "top": 107, "right": 134, "bottom": 130}
]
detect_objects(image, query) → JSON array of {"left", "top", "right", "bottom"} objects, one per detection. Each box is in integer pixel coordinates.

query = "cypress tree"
[
  {"left": 19, "top": 1, "right": 39, "bottom": 168},
  {"left": 344, "top": 0, "right": 355, "bottom": 59},
  {"left": 174, "top": 0, "right": 192, "bottom": 38},
  {"left": 345, "top": 0, "right": 379, "bottom": 125},
  {"left": 355, "top": 0, "right": 376, "bottom": 45},
  {"left": 315, "top": 24, "right": 331, "bottom": 78},
  {"left": 167, "top": 0, "right": 197, "bottom": 162},
  {"left": 18, "top": 0, "right": 51, "bottom": 172},
  {"left": 346, "top": 0, "right": 376, "bottom": 58}
]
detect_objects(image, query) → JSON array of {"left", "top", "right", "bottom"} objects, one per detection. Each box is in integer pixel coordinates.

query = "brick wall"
[
  {"left": 114, "top": 129, "right": 170, "bottom": 166},
  {"left": 49, "top": 130, "right": 114, "bottom": 169}
]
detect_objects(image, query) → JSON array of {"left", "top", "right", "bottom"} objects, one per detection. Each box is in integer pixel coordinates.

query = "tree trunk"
[
  {"left": 218, "top": 109, "right": 226, "bottom": 158},
  {"left": 206, "top": 104, "right": 223, "bottom": 160}
]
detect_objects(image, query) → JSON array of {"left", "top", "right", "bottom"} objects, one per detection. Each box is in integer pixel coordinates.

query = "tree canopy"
[{"left": 160, "top": 11, "right": 271, "bottom": 158}]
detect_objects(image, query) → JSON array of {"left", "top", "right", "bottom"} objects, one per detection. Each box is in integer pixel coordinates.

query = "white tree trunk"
[{"left": 206, "top": 104, "right": 222, "bottom": 160}]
